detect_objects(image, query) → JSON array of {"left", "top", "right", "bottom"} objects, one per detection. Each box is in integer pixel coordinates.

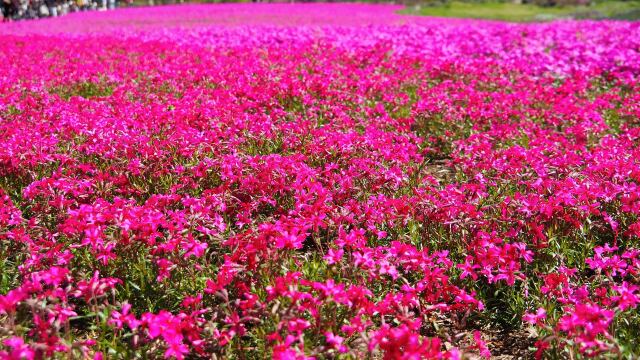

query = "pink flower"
[
  {"left": 324, "top": 332, "right": 347, "bottom": 353},
  {"left": 1, "top": 337, "right": 35, "bottom": 360},
  {"left": 323, "top": 248, "right": 343, "bottom": 265},
  {"left": 473, "top": 331, "right": 491, "bottom": 359},
  {"left": 523, "top": 308, "right": 547, "bottom": 325}
]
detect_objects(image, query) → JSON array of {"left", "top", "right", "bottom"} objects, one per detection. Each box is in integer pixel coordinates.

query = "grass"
[
  {"left": 401, "top": 1, "right": 640, "bottom": 22},
  {"left": 48, "top": 80, "right": 115, "bottom": 100}
]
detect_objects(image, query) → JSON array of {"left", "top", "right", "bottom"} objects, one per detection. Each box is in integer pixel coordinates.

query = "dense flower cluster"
[{"left": 1, "top": 4, "right": 640, "bottom": 359}]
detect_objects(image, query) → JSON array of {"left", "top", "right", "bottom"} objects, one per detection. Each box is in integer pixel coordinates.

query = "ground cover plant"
[{"left": 1, "top": 3, "right": 640, "bottom": 359}]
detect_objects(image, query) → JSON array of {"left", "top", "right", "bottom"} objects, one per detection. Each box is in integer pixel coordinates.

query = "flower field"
[{"left": 1, "top": 4, "right": 640, "bottom": 359}]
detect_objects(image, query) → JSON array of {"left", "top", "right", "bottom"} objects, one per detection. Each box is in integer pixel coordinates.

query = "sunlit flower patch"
[{"left": 1, "top": 4, "right": 640, "bottom": 359}]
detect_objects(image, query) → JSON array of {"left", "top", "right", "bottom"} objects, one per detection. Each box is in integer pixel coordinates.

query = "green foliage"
[
  {"left": 49, "top": 80, "right": 115, "bottom": 100},
  {"left": 401, "top": 0, "right": 640, "bottom": 22}
]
